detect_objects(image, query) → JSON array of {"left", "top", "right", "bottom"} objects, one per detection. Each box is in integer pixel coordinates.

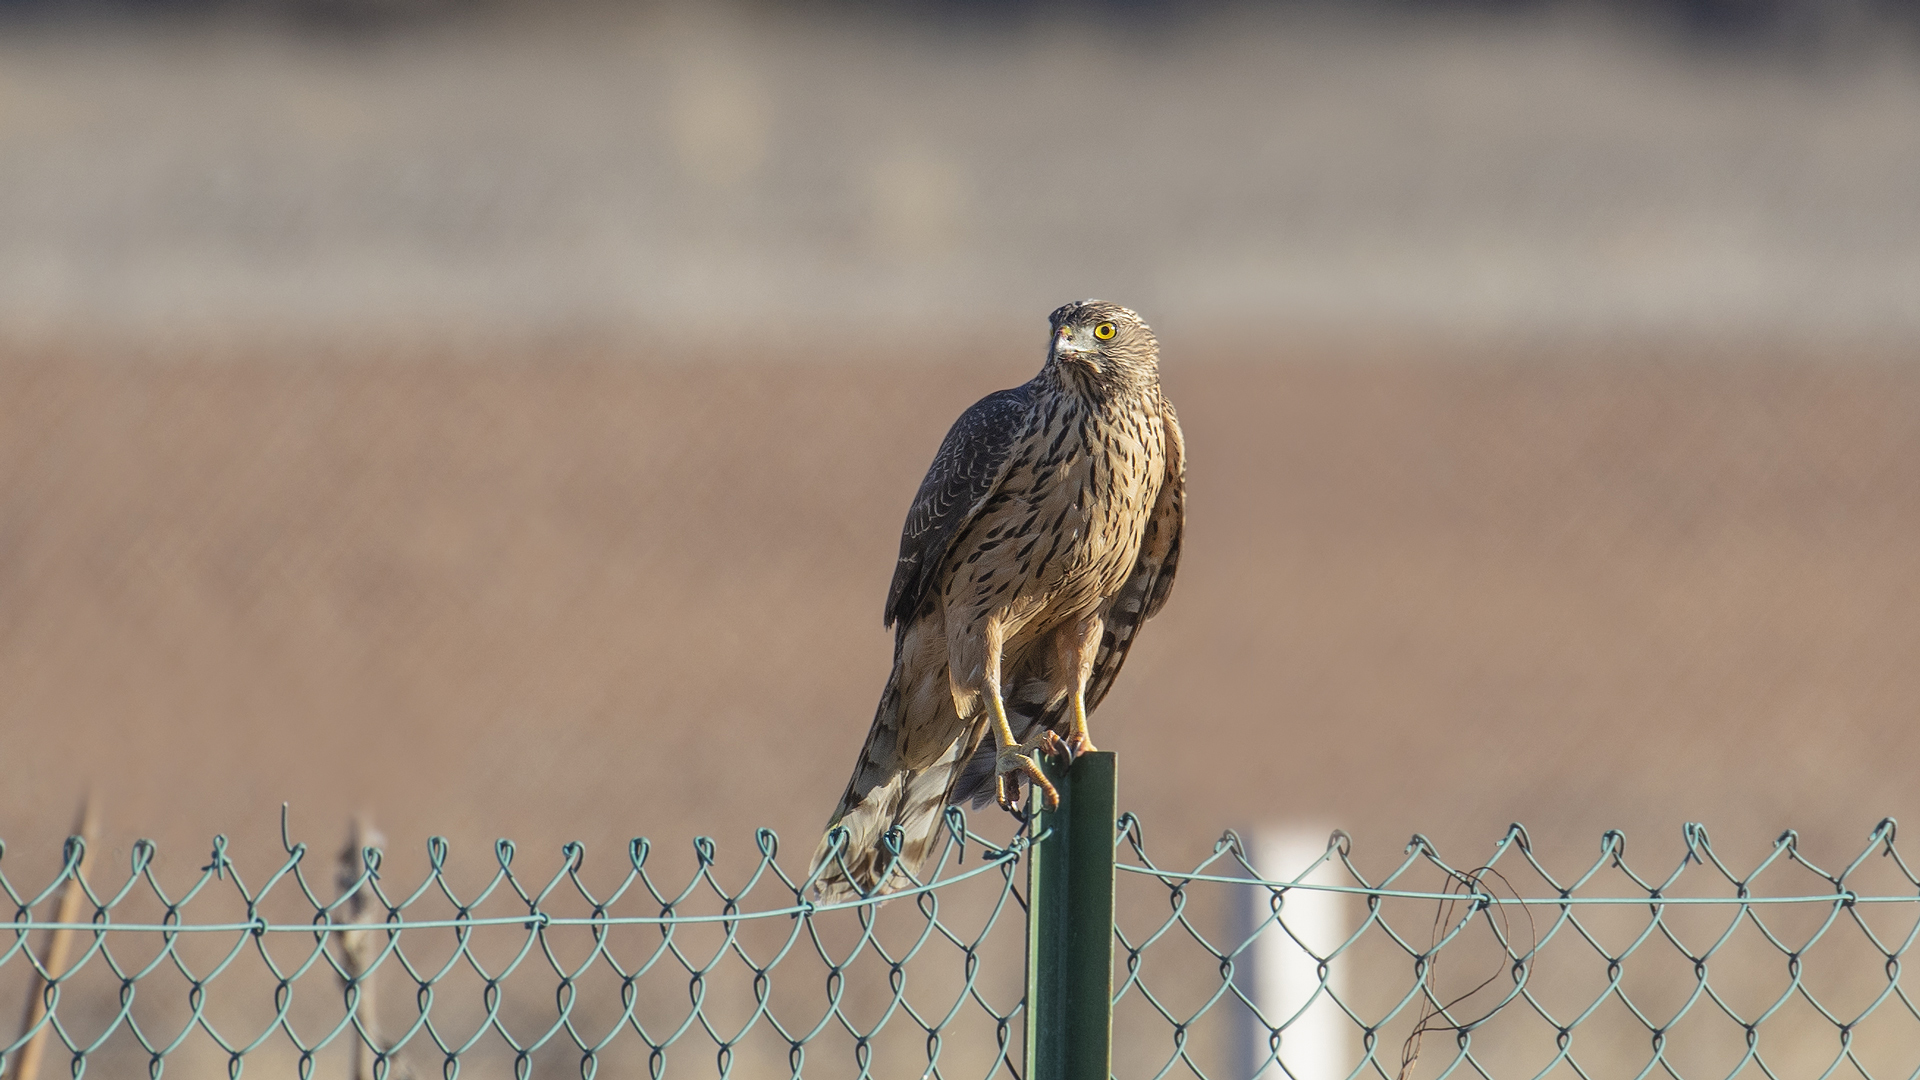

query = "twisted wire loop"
[
  {"left": 1116, "top": 816, "right": 1920, "bottom": 1080},
  {"left": 8, "top": 816, "right": 1920, "bottom": 1080},
  {"left": 0, "top": 807, "right": 1032, "bottom": 1079}
]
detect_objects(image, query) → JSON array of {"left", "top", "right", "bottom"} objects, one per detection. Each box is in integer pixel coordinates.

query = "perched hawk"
[{"left": 812, "top": 300, "right": 1186, "bottom": 899}]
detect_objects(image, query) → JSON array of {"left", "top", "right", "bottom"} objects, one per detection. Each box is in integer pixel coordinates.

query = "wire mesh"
[
  {"left": 1, "top": 809, "right": 1029, "bottom": 1079},
  {"left": 1117, "top": 817, "right": 1920, "bottom": 1080},
  {"left": 7, "top": 814, "right": 1920, "bottom": 1080}
]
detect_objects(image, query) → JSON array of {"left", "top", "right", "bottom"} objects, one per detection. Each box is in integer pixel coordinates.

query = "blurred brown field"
[
  {"left": 2, "top": 332, "right": 1915, "bottom": 887},
  {"left": 3, "top": 4, "right": 1920, "bottom": 1075}
]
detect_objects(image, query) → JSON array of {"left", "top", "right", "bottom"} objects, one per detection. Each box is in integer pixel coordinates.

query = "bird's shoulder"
[{"left": 884, "top": 382, "right": 1038, "bottom": 629}]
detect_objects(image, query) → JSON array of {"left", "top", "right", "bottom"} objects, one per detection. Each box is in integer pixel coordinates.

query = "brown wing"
[
  {"left": 813, "top": 384, "right": 1036, "bottom": 898},
  {"left": 884, "top": 384, "right": 1035, "bottom": 631}
]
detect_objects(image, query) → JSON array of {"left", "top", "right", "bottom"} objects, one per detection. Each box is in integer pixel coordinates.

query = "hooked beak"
[{"left": 1053, "top": 326, "right": 1091, "bottom": 360}]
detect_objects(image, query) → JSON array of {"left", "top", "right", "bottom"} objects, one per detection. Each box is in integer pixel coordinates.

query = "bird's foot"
[{"left": 994, "top": 729, "right": 1064, "bottom": 812}]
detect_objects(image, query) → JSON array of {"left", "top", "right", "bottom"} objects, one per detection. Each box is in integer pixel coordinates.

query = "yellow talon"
[
  {"left": 989, "top": 693, "right": 1060, "bottom": 810},
  {"left": 1063, "top": 688, "right": 1097, "bottom": 761}
]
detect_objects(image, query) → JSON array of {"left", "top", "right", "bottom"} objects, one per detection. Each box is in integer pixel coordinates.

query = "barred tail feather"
[{"left": 811, "top": 682, "right": 981, "bottom": 902}]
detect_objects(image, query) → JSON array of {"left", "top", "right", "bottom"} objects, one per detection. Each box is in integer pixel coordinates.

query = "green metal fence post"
[{"left": 1025, "top": 750, "right": 1118, "bottom": 1080}]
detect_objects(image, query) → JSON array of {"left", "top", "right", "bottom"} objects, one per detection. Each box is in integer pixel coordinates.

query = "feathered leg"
[{"left": 959, "top": 617, "right": 1060, "bottom": 811}]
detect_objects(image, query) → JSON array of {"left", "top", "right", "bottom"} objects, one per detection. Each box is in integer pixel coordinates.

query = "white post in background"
[{"left": 1237, "top": 826, "right": 1356, "bottom": 1080}]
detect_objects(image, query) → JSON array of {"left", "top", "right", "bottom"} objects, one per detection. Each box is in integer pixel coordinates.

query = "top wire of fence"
[
  {"left": 5, "top": 807, "right": 1919, "bottom": 1080},
  {"left": 1116, "top": 816, "right": 1920, "bottom": 1080}
]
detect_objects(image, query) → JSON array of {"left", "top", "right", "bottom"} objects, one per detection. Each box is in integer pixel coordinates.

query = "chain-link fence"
[
  {"left": 6, "top": 773, "right": 1918, "bottom": 1079},
  {"left": 1117, "top": 815, "right": 1920, "bottom": 1080},
  {"left": 2, "top": 806, "right": 1032, "bottom": 1080}
]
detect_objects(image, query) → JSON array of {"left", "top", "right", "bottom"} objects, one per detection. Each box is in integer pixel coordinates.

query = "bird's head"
[{"left": 1046, "top": 300, "right": 1159, "bottom": 391}]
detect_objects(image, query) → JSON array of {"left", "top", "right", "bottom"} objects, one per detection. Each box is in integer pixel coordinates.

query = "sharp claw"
[
  {"left": 1040, "top": 729, "right": 1075, "bottom": 764},
  {"left": 996, "top": 771, "right": 1023, "bottom": 813},
  {"left": 1022, "top": 753, "right": 1060, "bottom": 809},
  {"left": 1037, "top": 773, "right": 1060, "bottom": 809}
]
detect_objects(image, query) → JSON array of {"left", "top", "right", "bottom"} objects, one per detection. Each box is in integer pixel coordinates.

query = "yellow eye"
[{"left": 1093, "top": 322, "right": 1117, "bottom": 341}]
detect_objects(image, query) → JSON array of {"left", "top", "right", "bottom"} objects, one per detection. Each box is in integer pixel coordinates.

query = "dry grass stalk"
[
  {"left": 7, "top": 793, "right": 99, "bottom": 1080},
  {"left": 337, "top": 814, "right": 409, "bottom": 1080}
]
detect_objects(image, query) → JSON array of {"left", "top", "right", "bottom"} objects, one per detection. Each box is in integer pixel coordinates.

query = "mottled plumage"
[{"left": 812, "top": 301, "right": 1186, "bottom": 900}]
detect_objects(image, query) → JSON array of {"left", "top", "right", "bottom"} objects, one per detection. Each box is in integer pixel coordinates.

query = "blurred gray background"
[{"left": 2, "top": 0, "right": 1918, "bottom": 349}]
